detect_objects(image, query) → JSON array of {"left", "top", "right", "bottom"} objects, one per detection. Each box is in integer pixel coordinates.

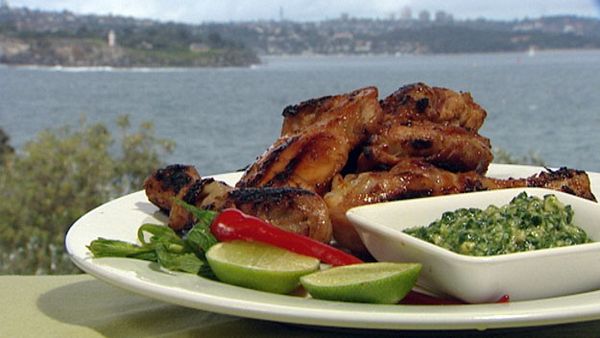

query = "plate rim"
[{"left": 65, "top": 164, "right": 600, "bottom": 331}]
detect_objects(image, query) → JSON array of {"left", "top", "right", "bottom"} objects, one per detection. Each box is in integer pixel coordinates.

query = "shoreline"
[
  {"left": 0, "top": 63, "right": 260, "bottom": 72},
  {"left": 260, "top": 48, "right": 600, "bottom": 59},
  {"left": 3, "top": 48, "right": 598, "bottom": 71}
]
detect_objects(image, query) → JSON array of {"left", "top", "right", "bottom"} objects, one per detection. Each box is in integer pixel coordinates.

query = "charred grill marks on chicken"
[
  {"left": 144, "top": 82, "right": 596, "bottom": 255},
  {"left": 237, "top": 86, "right": 383, "bottom": 195},
  {"left": 228, "top": 186, "right": 314, "bottom": 204},
  {"left": 143, "top": 164, "right": 200, "bottom": 212},
  {"left": 144, "top": 164, "right": 333, "bottom": 243}
]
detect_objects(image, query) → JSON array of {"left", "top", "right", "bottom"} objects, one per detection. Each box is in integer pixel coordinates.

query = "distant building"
[
  {"left": 435, "top": 11, "right": 454, "bottom": 23},
  {"left": 400, "top": 6, "right": 412, "bottom": 20},
  {"left": 139, "top": 41, "right": 153, "bottom": 50},
  {"left": 0, "top": 0, "right": 9, "bottom": 9},
  {"left": 354, "top": 40, "right": 372, "bottom": 53},
  {"left": 332, "top": 31, "right": 353, "bottom": 40},
  {"left": 189, "top": 43, "right": 209, "bottom": 52},
  {"left": 107, "top": 29, "right": 116, "bottom": 47}
]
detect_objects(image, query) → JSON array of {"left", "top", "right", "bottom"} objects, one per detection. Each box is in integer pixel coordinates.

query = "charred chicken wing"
[
  {"left": 380, "top": 82, "right": 487, "bottom": 132},
  {"left": 144, "top": 165, "right": 333, "bottom": 243},
  {"left": 144, "top": 83, "right": 596, "bottom": 257},
  {"left": 325, "top": 158, "right": 596, "bottom": 254},
  {"left": 358, "top": 120, "right": 493, "bottom": 173},
  {"left": 360, "top": 83, "right": 493, "bottom": 174},
  {"left": 143, "top": 164, "right": 201, "bottom": 212},
  {"left": 227, "top": 187, "right": 333, "bottom": 243},
  {"left": 237, "top": 86, "right": 383, "bottom": 194},
  {"left": 168, "top": 178, "right": 232, "bottom": 231}
]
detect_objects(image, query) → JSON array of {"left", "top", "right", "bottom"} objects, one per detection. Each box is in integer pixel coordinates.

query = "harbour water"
[{"left": 1, "top": 50, "right": 599, "bottom": 175}]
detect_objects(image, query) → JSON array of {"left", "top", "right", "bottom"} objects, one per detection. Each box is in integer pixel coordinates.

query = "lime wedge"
[
  {"left": 300, "top": 262, "right": 422, "bottom": 304},
  {"left": 206, "top": 240, "right": 320, "bottom": 294}
]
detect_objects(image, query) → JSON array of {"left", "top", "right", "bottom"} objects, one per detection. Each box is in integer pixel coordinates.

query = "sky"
[{"left": 7, "top": 0, "right": 600, "bottom": 23}]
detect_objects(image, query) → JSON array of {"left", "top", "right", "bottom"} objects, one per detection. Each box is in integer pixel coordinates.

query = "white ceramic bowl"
[{"left": 347, "top": 188, "right": 600, "bottom": 303}]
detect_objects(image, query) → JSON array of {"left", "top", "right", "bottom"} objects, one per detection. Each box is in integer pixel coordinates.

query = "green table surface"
[{"left": 2, "top": 274, "right": 600, "bottom": 338}]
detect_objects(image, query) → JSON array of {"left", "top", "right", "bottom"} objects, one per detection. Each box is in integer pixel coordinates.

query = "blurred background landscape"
[
  {"left": 1, "top": 2, "right": 600, "bottom": 66},
  {"left": 1, "top": 0, "right": 599, "bottom": 274}
]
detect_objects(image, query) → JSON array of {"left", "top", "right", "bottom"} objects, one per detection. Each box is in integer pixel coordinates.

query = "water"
[{"left": 1, "top": 50, "right": 599, "bottom": 175}]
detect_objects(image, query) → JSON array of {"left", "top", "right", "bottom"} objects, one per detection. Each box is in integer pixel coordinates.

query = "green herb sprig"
[{"left": 87, "top": 201, "right": 218, "bottom": 277}]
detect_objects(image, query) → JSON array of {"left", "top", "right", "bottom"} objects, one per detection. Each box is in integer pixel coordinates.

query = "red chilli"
[{"left": 210, "top": 208, "right": 363, "bottom": 266}]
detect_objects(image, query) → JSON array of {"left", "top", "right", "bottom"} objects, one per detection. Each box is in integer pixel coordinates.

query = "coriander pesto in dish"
[{"left": 404, "top": 192, "right": 593, "bottom": 256}]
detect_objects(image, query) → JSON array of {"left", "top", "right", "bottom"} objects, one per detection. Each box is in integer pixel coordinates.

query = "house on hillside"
[{"left": 107, "top": 30, "right": 116, "bottom": 47}]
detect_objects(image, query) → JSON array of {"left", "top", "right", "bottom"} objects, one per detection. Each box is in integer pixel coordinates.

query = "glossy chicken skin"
[
  {"left": 280, "top": 87, "right": 382, "bottom": 137},
  {"left": 325, "top": 159, "right": 596, "bottom": 254},
  {"left": 143, "top": 164, "right": 201, "bottom": 212},
  {"left": 168, "top": 178, "right": 232, "bottom": 231},
  {"left": 144, "top": 164, "right": 333, "bottom": 243},
  {"left": 169, "top": 183, "right": 333, "bottom": 243},
  {"left": 480, "top": 166, "right": 596, "bottom": 201},
  {"left": 361, "top": 83, "right": 492, "bottom": 174},
  {"left": 227, "top": 187, "right": 333, "bottom": 243},
  {"left": 358, "top": 120, "right": 493, "bottom": 173},
  {"left": 380, "top": 82, "right": 487, "bottom": 132},
  {"left": 145, "top": 84, "right": 596, "bottom": 256},
  {"left": 237, "top": 87, "right": 383, "bottom": 195}
]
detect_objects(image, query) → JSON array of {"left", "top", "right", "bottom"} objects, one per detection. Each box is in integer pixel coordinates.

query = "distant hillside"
[
  {"left": 0, "top": 7, "right": 260, "bottom": 67},
  {"left": 0, "top": 6, "right": 599, "bottom": 68},
  {"left": 208, "top": 15, "right": 600, "bottom": 55}
]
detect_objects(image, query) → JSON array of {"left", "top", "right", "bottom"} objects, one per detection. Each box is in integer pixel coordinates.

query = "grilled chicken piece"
[
  {"left": 325, "top": 159, "right": 596, "bottom": 254},
  {"left": 357, "top": 83, "right": 492, "bottom": 175},
  {"left": 168, "top": 178, "right": 233, "bottom": 231},
  {"left": 169, "top": 182, "right": 332, "bottom": 243},
  {"left": 325, "top": 159, "right": 472, "bottom": 254},
  {"left": 237, "top": 87, "right": 383, "bottom": 195},
  {"left": 143, "top": 164, "right": 201, "bottom": 212},
  {"left": 358, "top": 120, "right": 493, "bottom": 173},
  {"left": 480, "top": 167, "right": 596, "bottom": 201},
  {"left": 281, "top": 87, "right": 382, "bottom": 137},
  {"left": 144, "top": 164, "right": 333, "bottom": 243},
  {"left": 227, "top": 187, "right": 332, "bottom": 243},
  {"left": 380, "top": 82, "right": 487, "bottom": 132}
]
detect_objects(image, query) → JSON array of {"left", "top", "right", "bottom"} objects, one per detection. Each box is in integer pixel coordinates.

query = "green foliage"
[
  {"left": 0, "top": 127, "right": 14, "bottom": 163},
  {"left": 88, "top": 203, "right": 218, "bottom": 278},
  {"left": 0, "top": 117, "right": 174, "bottom": 275}
]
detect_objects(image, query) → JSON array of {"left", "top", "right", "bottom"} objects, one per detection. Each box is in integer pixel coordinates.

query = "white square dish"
[{"left": 346, "top": 187, "right": 600, "bottom": 303}]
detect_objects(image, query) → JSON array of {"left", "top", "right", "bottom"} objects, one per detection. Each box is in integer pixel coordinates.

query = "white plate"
[{"left": 66, "top": 164, "right": 600, "bottom": 331}]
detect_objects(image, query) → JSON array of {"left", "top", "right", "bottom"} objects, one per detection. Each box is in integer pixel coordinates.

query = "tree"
[
  {"left": 0, "top": 127, "right": 14, "bottom": 163},
  {"left": 0, "top": 116, "right": 174, "bottom": 274}
]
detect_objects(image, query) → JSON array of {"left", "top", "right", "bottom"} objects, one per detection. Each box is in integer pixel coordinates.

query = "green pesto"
[{"left": 404, "top": 192, "right": 592, "bottom": 256}]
